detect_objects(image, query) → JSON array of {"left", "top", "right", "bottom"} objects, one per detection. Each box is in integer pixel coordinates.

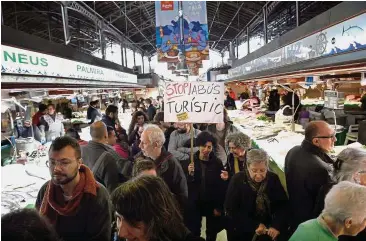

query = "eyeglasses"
[
  {"left": 46, "top": 159, "right": 76, "bottom": 169},
  {"left": 313, "top": 134, "right": 336, "bottom": 139}
]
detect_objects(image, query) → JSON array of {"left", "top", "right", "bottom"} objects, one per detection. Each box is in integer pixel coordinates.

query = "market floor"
[{"left": 201, "top": 217, "right": 227, "bottom": 241}]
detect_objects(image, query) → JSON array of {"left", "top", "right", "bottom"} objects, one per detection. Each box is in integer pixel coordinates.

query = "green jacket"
[{"left": 290, "top": 218, "right": 337, "bottom": 241}]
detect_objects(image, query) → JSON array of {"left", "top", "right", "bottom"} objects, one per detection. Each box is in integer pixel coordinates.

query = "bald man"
[
  {"left": 285, "top": 121, "right": 335, "bottom": 234},
  {"left": 81, "top": 121, "right": 131, "bottom": 193}
]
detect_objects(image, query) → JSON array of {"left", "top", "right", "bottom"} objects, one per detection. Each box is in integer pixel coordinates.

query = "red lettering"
[
  {"left": 166, "top": 84, "right": 174, "bottom": 96},
  {"left": 177, "top": 84, "right": 184, "bottom": 94}
]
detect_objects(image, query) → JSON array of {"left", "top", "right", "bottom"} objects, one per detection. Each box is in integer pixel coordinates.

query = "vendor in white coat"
[{"left": 38, "top": 104, "right": 65, "bottom": 143}]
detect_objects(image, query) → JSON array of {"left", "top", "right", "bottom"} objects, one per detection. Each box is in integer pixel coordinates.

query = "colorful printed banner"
[{"left": 155, "top": 1, "right": 209, "bottom": 76}]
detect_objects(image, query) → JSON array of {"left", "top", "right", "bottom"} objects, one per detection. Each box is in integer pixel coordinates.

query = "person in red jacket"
[{"left": 32, "top": 104, "right": 47, "bottom": 126}]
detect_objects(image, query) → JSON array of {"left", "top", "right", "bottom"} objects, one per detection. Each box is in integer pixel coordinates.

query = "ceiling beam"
[
  {"left": 111, "top": 1, "right": 156, "bottom": 52},
  {"left": 224, "top": 2, "right": 257, "bottom": 16},
  {"left": 208, "top": 1, "right": 220, "bottom": 35},
  {"left": 221, "top": 2, "right": 271, "bottom": 53},
  {"left": 212, "top": 2, "right": 245, "bottom": 50}
]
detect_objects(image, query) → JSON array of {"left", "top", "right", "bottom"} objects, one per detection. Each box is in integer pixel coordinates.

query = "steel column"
[
  {"left": 148, "top": 57, "right": 151, "bottom": 73},
  {"left": 133, "top": 50, "right": 136, "bottom": 67},
  {"left": 124, "top": 47, "right": 128, "bottom": 67},
  {"left": 99, "top": 24, "right": 106, "bottom": 60},
  {"left": 247, "top": 27, "right": 250, "bottom": 54},
  {"left": 61, "top": 4, "right": 71, "bottom": 45},
  {"left": 121, "top": 43, "right": 125, "bottom": 67},
  {"left": 296, "top": 1, "right": 300, "bottom": 26},
  {"left": 142, "top": 53, "right": 145, "bottom": 74},
  {"left": 236, "top": 39, "right": 239, "bottom": 58},
  {"left": 263, "top": 5, "right": 268, "bottom": 44}
]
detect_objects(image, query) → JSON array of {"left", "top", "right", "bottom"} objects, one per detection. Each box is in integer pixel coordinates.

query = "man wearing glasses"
[
  {"left": 285, "top": 120, "right": 336, "bottom": 235},
  {"left": 35, "top": 136, "right": 112, "bottom": 241}
]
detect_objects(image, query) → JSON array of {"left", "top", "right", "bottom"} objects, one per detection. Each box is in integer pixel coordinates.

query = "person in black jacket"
[
  {"left": 313, "top": 148, "right": 366, "bottom": 241},
  {"left": 144, "top": 98, "right": 157, "bottom": 121},
  {"left": 183, "top": 131, "right": 229, "bottom": 241},
  {"left": 101, "top": 105, "right": 119, "bottom": 132},
  {"left": 225, "top": 149, "right": 288, "bottom": 241},
  {"left": 87, "top": 98, "right": 101, "bottom": 124},
  {"left": 111, "top": 175, "right": 204, "bottom": 241},
  {"left": 82, "top": 121, "right": 131, "bottom": 193},
  {"left": 136, "top": 124, "right": 188, "bottom": 211},
  {"left": 285, "top": 121, "right": 335, "bottom": 234},
  {"left": 224, "top": 91, "right": 237, "bottom": 110},
  {"left": 225, "top": 132, "right": 252, "bottom": 178}
]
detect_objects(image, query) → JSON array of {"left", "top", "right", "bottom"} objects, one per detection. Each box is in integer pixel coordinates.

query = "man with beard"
[
  {"left": 35, "top": 136, "right": 111, "bottom": 241},
  {"left": 168, "top": 123, "right": 201, "bottom": 163},
  {"left": 39, "top": 104, "right": 65, "bottom": 143},
  {"left": 136, "top": 124, "right": 188, "bottom": 211}
]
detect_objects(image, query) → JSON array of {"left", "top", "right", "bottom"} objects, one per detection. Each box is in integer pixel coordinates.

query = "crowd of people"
[{"left": 2, "top": 95, "right": 366, "bottom": 241}]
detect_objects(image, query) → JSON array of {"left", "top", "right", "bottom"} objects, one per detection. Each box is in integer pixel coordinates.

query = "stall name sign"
[
  {"left": 164, "top": 82, "right": 224, "bottom": 123},
  {"left": 1, "top": 45, "right": 137, "bottom": 84}
]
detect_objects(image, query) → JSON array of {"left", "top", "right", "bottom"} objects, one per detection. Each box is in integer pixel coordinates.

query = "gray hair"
[
  {"left": 322, "top": 181, "right": 366, "bottom": 224},
  {"left": 226, "top": 133, "right": 251, "bottom": 150},
  {"left": 333, "top": 148, "right": 366, "bottom": 182},
  {"left": 143, "top": 124, "right": 165, "bottom": 147},
  {"left": 246, "top": 149, "right": 270, "bottom": 167}
]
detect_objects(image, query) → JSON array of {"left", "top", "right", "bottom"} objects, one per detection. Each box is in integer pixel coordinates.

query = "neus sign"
[
  {"left": 164, "top": 82, "right": 225, "bottom": 123},
  {"left": 1, "top": 45, "right": 137, "bottom": 83}
]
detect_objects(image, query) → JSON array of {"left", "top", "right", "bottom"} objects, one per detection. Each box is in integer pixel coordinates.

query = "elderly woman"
[
  {"left": 225, "top": 132, "right": 252, "bottom": 177},
  {"left": 290, "top": 181, "right": 366, "bottom": 241},
  {"left": 314, "top": 148, "right": 366, "bottom": 241},
  {"left": 183, "top": 131, "right": 229, "bottom": 241},
  {"left": 111, "top": 175, "right": 203, "bottom": 241},
  {"left": 225, "top": 149, "right": 288, "bottom": 241}
]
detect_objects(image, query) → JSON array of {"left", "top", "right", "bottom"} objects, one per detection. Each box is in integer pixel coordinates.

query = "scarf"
[
  {"left": 40, "top": 164, "right": 99, "bottom": 224},
  {"left": 244, "top": 167, "right": 271, "bottom": 220}
]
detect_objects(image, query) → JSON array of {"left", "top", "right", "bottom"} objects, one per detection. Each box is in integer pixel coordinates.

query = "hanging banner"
[
  {"left": 164, "top": 81, "right": 224, "bottom": 123},
  {"left": 155, "top": 1, "right": 209, "bottom": 76}
]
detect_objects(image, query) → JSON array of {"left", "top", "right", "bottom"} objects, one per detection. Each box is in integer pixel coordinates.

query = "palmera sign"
[{"left": 1, "top": 45, "right": 137, "bottom": 84}]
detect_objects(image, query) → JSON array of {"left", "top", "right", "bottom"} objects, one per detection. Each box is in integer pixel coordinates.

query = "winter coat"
[
  {"left": 134, "top": 149, "right": 188, "bottom": 210},
  {"left": 285, "top": 140, "right": 333, "bottom": 231},
  {"left": 81, "top": 141, "right": 132, "bottom": 193},
  {"left": 225, "top": 171, "right": 288, "bottom": 240},
  {"left": 183, "top": 151, "right": 228, "bottom": 214}
]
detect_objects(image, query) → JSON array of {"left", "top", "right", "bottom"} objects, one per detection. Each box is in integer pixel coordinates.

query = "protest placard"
[{"left": 164, "top": 81, "right": 225, "bottom": 123}]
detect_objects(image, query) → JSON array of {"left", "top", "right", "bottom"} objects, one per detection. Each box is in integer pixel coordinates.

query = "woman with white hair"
[
  {"left": 290, "top": 181, "right": 366, "bottom": 241},
  {"left": 225, "top": 149, "right": 288, "bottom": 241},
  {"left": 313, "top": 148, "right": 366, "bottom": 241}
]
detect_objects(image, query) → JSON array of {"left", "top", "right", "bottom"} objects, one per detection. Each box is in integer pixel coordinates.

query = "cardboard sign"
[{"left": 164, "top": 82, "right": 225, "bottom": 123}]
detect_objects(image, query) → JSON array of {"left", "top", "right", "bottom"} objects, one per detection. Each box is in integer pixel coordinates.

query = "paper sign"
[{"left": 164, "top": 82, "right": 225, "bottom": 123}]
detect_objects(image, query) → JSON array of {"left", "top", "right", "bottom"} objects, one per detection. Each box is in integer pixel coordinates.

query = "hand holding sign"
[{"left": 188, "top": 163, "right": 195, "bottom": 176}]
